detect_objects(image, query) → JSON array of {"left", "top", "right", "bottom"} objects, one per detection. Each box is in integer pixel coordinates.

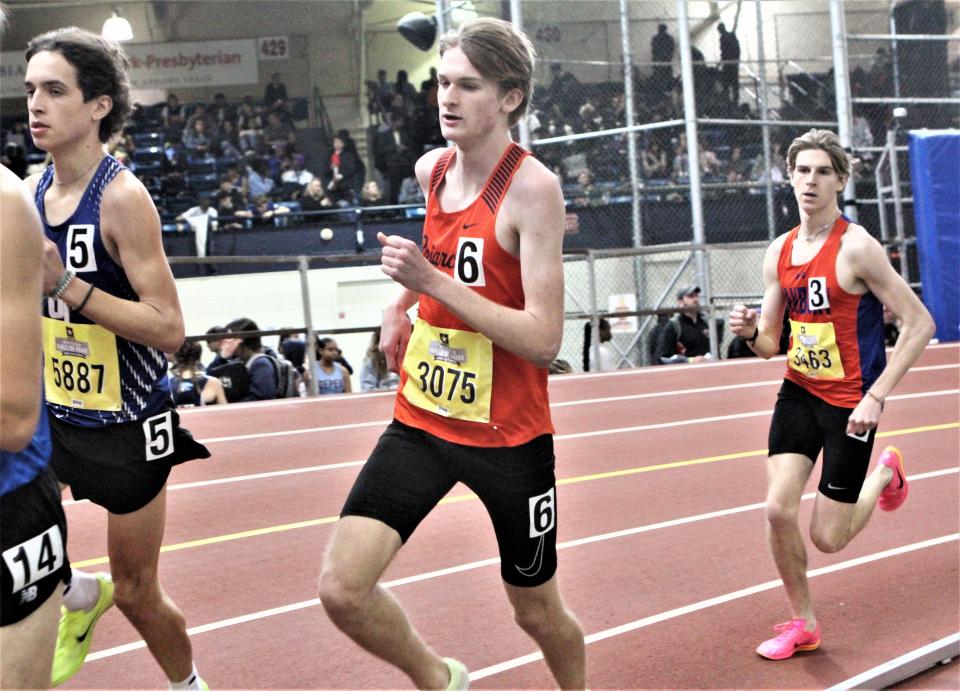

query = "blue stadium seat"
[
  {"left": 133, "top": 132, "right": 163, "bottom": 147},
  {"left": 186, "top": 173, "right": 219, "bottom": 193}
]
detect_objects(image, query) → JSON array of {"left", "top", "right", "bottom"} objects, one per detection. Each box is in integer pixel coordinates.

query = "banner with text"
[{"left": 2, "top": 38, "right": 258, "bottom": 99}]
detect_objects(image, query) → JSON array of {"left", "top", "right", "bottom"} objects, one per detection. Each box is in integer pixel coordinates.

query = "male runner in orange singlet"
[
  {"left": 320, "top": 17, "right": 585, "bottom": 690},
  {"left": 729, "top": 129, "right": 934, "bottom": 660}
]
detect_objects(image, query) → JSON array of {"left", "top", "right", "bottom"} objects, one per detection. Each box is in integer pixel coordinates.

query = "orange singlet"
[
  {"left": 777, "top": 215, "right": 886, "bottom": 408},
  {"left": 394, "top": 143, "right": 554, "bottom": 446}
]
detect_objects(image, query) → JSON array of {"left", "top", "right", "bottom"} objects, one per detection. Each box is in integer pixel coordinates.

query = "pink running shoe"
[
  {"left": 878, "top": 446, "right": 909, "bottom": 511},
  {"left": 756, "top": 619, "right": 821, "bottom": 660}
]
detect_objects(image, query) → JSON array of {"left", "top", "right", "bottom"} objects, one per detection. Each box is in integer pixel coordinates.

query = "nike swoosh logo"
[
  {"left": 827, "top": 483, "right": 847, "bottom": 491},
  {"left": 515, "top": 534, "right": 546, "bottom": 578},
  {"left": 76, "top": 623, "right": 93, "bottom": 643},
  {"left": 462, "top": 223, "right": 478, "bottom": 229}
]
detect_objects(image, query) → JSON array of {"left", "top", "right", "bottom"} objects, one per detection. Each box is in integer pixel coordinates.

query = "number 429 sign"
[{"left": 258, "top": 36, "right": 289, "bottom": 61}]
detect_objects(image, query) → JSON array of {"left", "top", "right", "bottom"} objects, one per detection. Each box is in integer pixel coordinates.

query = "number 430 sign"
[{"left": 258, "top": 36, "right": 289, "bottom": 61}]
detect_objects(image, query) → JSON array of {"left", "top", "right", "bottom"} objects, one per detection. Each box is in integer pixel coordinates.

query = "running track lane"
[{"left": 60, "top": 344, "right": 959, "bottom": 688}]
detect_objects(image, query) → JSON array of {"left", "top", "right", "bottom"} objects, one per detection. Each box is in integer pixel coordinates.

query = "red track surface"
[{"left": 59, "top": 345, "right": 959, "bottom": 689}]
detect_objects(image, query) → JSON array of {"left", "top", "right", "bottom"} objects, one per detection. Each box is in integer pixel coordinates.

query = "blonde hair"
[
  {"left": 786, "top": 129, "right": 854, "bottom": 181},
  {"left": 440, "top": 17, "right": 536, "bottom": 127}
]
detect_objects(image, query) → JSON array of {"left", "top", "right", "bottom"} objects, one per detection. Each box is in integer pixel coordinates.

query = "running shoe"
[
  {"left": 51, "top": 572, "right": 114, "bottom": 686},
  {"left": 756, "top": 619, "right": 821, "bottom": 660},
  {"left": 443, "top": 657, "right": 469, "bottom": 690},
  {"left": 878, "top": 446, "right": 908, "bottom": 511}
]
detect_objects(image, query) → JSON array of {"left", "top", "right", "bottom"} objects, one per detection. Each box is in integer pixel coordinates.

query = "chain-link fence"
[{"left": 508, "top": 0, "right": 958, "bottom": 371}]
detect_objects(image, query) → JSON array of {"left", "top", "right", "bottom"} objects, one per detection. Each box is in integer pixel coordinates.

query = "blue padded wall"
[{"left": 908, "top": 130, "right": 959, "bottom": 342}]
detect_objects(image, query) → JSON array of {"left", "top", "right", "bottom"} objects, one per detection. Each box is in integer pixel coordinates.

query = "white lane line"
[
  {"left": 469, "top": 534, "right": 960, "bottom": 681},
  {"left": 82, "top": 470, "right": 959, "bottom": 663},
  {"left": 192, "top": 388, "right": 960, "bottom": 446},
  {"left": 825, "top": 632, "right": 960, "bottom": 690}
]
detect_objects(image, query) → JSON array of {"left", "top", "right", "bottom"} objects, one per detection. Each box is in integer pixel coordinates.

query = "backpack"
[
  {"left": 206, "top": 359, "right": 251, "bottom": 402},
  {"left": 247, "top": 352, "right": 301, "bottom": 399}
]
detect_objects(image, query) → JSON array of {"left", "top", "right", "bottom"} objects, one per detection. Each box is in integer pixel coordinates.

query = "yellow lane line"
[{"left": 70, "top": 421, "right": 959, "bottom": 569}]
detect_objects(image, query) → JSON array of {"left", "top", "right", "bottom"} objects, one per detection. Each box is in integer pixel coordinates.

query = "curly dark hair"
[{"left": 26, "top": 27, "right": 131, "bottom": 143}]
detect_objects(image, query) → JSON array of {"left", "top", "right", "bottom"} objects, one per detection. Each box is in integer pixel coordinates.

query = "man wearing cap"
[{"left": 654, "top": 285, "right": 713, "bottom": 364}]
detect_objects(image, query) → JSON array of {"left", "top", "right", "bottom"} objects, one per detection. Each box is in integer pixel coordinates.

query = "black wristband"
[
  {"left": 745, "top": 326, "right": 759, "bottom": 345},
  {"left": 75, "top": 284, "right": 95, "bottom": 313}
]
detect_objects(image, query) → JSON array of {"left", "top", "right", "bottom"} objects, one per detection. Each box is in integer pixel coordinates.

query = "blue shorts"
[{"left": 342, "top": 420, "right": 558, "bottom": 587}]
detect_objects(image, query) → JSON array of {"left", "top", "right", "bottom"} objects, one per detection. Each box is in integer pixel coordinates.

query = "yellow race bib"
[
  {"left": 788, "top": 319, "right": 845, "bottom": 380},
  {"left": 42, "top": 318, "right": 122, "bottom": 410},
  {"left": 401, "top": 319, "right": 493, "bottom": 423}
]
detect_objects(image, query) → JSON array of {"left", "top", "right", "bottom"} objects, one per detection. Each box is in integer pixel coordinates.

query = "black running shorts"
[
  {"left": 1, "top": 466, "right": 71, "bottom": 626},
  {"left": 48, "top": 402, "right": 210, "bottom": 514},
  {"left": 342, "top": 420, "right": 558, "bottom": 587},
  {"left": 768, "top": 379, "right": 877, "bottom": 503}
]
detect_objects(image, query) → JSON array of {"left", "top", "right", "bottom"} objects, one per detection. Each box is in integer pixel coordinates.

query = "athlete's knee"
[
  {"left": 809, "top": 525, "right": 848, "bottom": 554},
  {"left": 112, "top": 569, "right": 163, "bottom": 621},
  {"left": 318, "top": 564, "right": 372, "bottom": 623},
  {"left": 511, "top": 593, "right": 564, "bottom": 641},
  {"left": 764, "top": 497, "right": 799, "bottom": 530}
]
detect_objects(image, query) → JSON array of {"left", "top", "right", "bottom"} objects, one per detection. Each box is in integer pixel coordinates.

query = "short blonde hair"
[
  {"left": 786, "top": 129, "right": 854, "bottom": 181},
  {"left": 440, "top": 17, "right": 536, "bottom": 127}
]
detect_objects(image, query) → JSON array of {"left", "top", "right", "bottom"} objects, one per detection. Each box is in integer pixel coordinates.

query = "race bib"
[
  {"left": 42, "top": 318, "right": 122, "bottom": 410},
  {"left": 401, "top": 319, "right": 493, "bottom": 423},
  {"left": 788, "top": 319, "right": 845, "bottom": 380}
]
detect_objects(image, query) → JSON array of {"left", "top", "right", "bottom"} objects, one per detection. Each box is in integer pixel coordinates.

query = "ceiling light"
[{"left": 102, "top": 8, "right": 133, "bottom": 42}]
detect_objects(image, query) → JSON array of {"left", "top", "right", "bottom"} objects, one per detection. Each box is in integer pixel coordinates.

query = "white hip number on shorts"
[
  {"left": 528, "top": 487, "right": 556, "bottom": 538},
  {"left": 2, "top": 525, "right": 65, "bottom": 593}
]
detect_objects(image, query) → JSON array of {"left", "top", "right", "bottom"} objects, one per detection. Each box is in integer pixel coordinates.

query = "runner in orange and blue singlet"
[{"left": 729, "top": 129, "right": 935, "bottom": 662}]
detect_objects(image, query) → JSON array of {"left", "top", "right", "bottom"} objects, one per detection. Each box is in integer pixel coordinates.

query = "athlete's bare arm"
[
  {"left": 0, "top": 166, "right": 45, "bottom": 451},
  {"left": 42, "top": 170, "right": 185, "bottom": 353},
  {"left": 378, "top": 153, "right": 564, "bottom": 368},
  {"left": 730, "top": 234, "right": 788, "bottom": 359},
  {"left": 840, "top": 225, "right": 934, "bottom": 432}
]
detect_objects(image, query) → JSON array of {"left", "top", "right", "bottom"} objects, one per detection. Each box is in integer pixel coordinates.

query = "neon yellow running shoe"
[
  {"left": 51, "top": 572, "right": 114, "bottom": 686},
  {"left": 443, "top": 657, "right": 469, "bottom": 690}
]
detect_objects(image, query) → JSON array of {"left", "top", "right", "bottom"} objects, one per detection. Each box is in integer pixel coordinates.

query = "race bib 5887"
[{"left": 42, "top": 317, "right": 122, "bottom": 410}]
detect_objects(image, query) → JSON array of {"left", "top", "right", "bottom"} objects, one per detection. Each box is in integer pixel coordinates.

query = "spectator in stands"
[
  {"left": 641, "top": 139, "right": 669, "bottom": 179},
  {"left": 651, "top": 23, "right": 675, "bottom": 94},
  {"left": 280, "top": 153, "right": 314, "bottom": 197},
  {"left": 582, "top": 318, "right": 616, "bottom": 372},
  {"left": 325, "top": 130, "right": 365, "bottom": 206},
  {"left": 176, "top": 194, "right": 218, "bottom": 231},
  {"left": 307, "top": 337, "right": 352, "bottom": 395},
  {"left": 299, "top": 177, "right": 334, "bottom": 213},
  {"left": 279, "top": 332, "right": 307, "bottom": 376},
  {"left": 210, "top": 92, "right": 233, "bottom": 127},
  {"left": 571, "top": 169, "right": 604, "bottom": 207},
  {"left": 215, "top": 180, "right": 246, "bottom": 230},
  {"left": 182, "top": 118, "right": 213, "bottom": 160},
  {"left": 169, "top": 341, "right": 227, "bottom": 407},
  {"left": 264, "top": 72, "right": 288, "bottom": 109},
  {"left": 547, "top": 62, "right": 581, "bottom": 119},
  {"left": 205, "top": 325, "right": 229, "bottom": 368},
  {"left": 394, "top": 69, "right": 418, "bottom": 105},
  {"left": 159, "top": 149, "right": 187, "bottom": 198},
  {"left": 654, "top": 286, "right": 713, "bottom": 364},
  {"left": 264, "top": 111, "right": 296, "bottom": 153},
  {"left": 236, "top": 102, "right": 263, "bottom": 152},
  {"left": 726, "top": 145, "right": 752, "bottom": 183},
  {"left": 698, "top": 137, "right": 723, "bottom": 176},
  {"left": 213, "top": 119, "right": 242, "bottom": 160},
  {"left": 359, "top": 328, "right": 400, "bottom": 391},
  {"left": 222, "top": 163, "right": 248, "bottom": 197},
  {"left": 718, "top": 22, "right": 741, "bottom": 106},
  {"left": 245, "top": 195, "right": 290, "bottom": 227},
  {"left": 185, "top": 102, "right": 217, "bottom": 137},
  {"left": 247, "top": 157, "right": 275, "bottom": 199},
  {"left": 397, "top": 176, "right": 425, "bottom": 205},
  {"left": 359, "top": 180, "right": 393, "bottom": 218},
  {"left": 751, "top": 140, "right": 786, "bottom": 183},
  {"left": 420, "top": 66, "right": 438, "bottom": 100},
  {"left": 1, "top": 142, "right": 27, "bottom": 179},
  {"left": 672, "top": 134, "right": 691, "bottom": 179},
  {"left": 373, "top": 111, "right": 414, "bottom": 204},
  {"left": 162, "top": 93, "right": 186, "bottom": 138},
  {"left": 216, "top": 318, "right": 279, "bottom": 401}
]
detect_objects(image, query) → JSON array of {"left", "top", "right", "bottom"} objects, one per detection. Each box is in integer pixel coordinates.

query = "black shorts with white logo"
[
  {"left": 48, "top": 402, "right": 210, "bottom": 515},
  {"left": 1, "top": 466, "right": 71, "bottom": 626},
  {"left": 768, "top": 379, "right": 877, "bottom": 503},
  {"left": 342, "top": 420, "right": 558, "bottom": 587}
]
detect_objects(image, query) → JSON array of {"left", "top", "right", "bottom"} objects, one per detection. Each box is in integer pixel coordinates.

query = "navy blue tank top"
[{"left": 37, "top": 156, "right": 170, "bottom": 427}]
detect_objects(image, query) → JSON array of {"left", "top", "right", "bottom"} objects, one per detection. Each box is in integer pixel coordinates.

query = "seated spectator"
[
  {"left": 359, "top": 328, "right": 400, "bottom": 391},
  {"left": 307, "top": 337, "right": 352, "bottom": 395},
  {"left": 397, "top": 176, "right": 424, "bottom": 205},
  {"left": 264, "top": 72, "right": 288, "bottom": 109},
  {"left": 280, "top": 153, "right": 314, "bottom": 190},
  {"left": 299, "top": 177, "right": 333, "bottom": 213},
  {"left": 654, "top": 286, "right": 713, "bottom": 364},
  {"left": 641, "top": 140, "right": 669, "bottom": 179},
  {"left": 169, "top": 340, "right": 227, "bottom": 407},
  {"left": 725, "top": 145, "right": 752, "bottom": 183},
  {"left": 582, "top": 318, "right": 616, "bottom": 371},
  {"left": 210, "top": 92, "right": 234, "bottom": 128},
  {"left": 215, "top": 181, "right": 246, "bottom": 230},
  {"left": 221, "top": 163, "right": 249, "bottom": 198},
  {"left": 162, "top": 93, "right": 186, "bottom": 133},
  {"left": 182, "top": 118, "right": 213, "bottom": 160},
  {"left": 247, "top": 157, "right": 275, "bottom": 199},
  {"left": 236, "top": 102, "right": 263, "bottom": 152},
  {"left": 751, "top": 140, "right": 786, "bottom": 182},
  {"left": 245, "top": 195, "right": 290, "bottom": 226},
  {"left": 185, "top": 102, "right": 217, "bottom": 137},
  {"left": 176, "top": 194, "right": 219, "bottom": 232},
  {"left": 325, "top": 130, "right": 365, "bottom": 206},
  {"left": 698, "top": 138, "right": 722, "bottom": 176},
  {"left": 212, "top": 318, "right": 278, "bottom": 401},
  {"left": 359, "top": 180, "right": 395, "bottom": 219},
  {"left": 213, "top": 119, "right": 242, "bottom": 160},
  {"left": 263, "top": 111, "right": 295, "bottom": 152},
  {"left": 159, "top": 150, "right": 187, "bottom": 198},
  {"left": 571, "top": 169, "right": 604, "bottom": 207}
]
